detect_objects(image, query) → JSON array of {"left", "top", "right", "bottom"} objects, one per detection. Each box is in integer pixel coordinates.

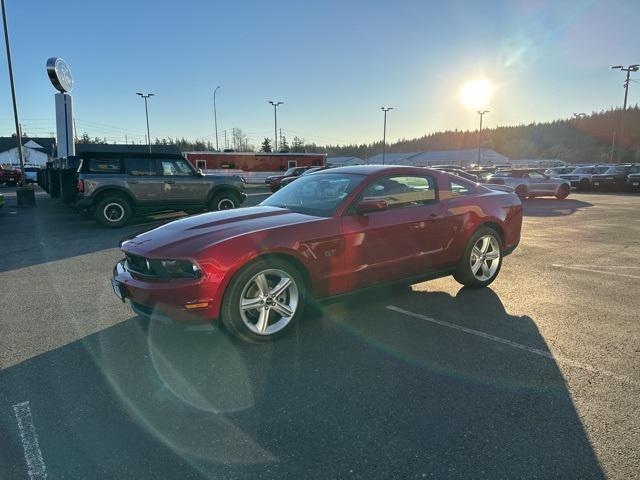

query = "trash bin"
[{"left": 16, "top": 186, "right": 36, "bottom": 207}]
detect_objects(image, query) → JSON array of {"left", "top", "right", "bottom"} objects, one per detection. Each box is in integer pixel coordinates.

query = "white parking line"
[
  {"left": 386, "top": 305, "right": 638, "bottom": 386},
  {"left": 552, "top": 264, "right": 640, "bottom": 280},
  {"left": 12, "top": 401, "right": 47, "bottom": 480}
]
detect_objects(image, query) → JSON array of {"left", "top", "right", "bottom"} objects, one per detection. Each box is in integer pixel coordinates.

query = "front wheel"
[
  {"left": 209, "top": 192, "right": 238, "bottom": 211},
  {"left": 220, "top": 259, "right": 306, "bottom": 343},
  {"left": 453, "top": 227, "right": 502, "bottom": 288},
  {"left": 94, "top": 195, "right": 132, "bottom": 228},
  {"left": 555, "top": 184, "right": 570, "bottom": 199}
]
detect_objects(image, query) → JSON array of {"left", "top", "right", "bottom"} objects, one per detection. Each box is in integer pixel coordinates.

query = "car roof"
[
  {"left": 74, "top": 151, "right": 185, "bottom": 160},
  {"left": 325, "top": 165, "right": 439, "bottom": 175}
]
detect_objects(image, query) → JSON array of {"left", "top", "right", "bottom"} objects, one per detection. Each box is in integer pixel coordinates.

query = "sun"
[{"left": 460, "top": 79, "right": 493, "bottom": 109}]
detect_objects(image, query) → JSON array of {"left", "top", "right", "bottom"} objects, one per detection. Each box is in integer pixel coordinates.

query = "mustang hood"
[{"left": 122, "top": 206, "right": 321, "bottom": 258}]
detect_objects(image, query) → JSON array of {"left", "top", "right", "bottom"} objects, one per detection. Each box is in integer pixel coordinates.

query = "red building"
[{"left": 185, "top": 152, "right": 326, "bottom": 172}]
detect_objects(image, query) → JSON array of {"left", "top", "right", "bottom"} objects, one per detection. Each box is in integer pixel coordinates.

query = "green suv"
[{"left": 74, "top": 152, "right": 246, "bottom": 227}]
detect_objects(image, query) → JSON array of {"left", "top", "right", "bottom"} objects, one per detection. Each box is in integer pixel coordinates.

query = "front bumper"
[{"left": 112, "top": 260, "right": 221, "bottom": 324}]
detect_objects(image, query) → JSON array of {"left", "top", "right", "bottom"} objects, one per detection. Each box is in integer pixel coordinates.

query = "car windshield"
[
  {"left": 283, "top": 167, "right": 297, "bottom": 176},
  {"left": 261, "top": 172, "right": 364, "bottom": 216},
  {"left": 572, "top": 167, "right": 593, "bottom": 174}
]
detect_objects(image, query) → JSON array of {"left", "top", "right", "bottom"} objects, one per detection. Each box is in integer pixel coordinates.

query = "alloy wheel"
[
  {"left": 239, "top": 269, "right": 299, "bottom": 335},
  {"left": 470, "top": 235, "right": 500, "bottom": 281},
  {"left": 104, "top": 202, "right": 125, "bottom": 222}
]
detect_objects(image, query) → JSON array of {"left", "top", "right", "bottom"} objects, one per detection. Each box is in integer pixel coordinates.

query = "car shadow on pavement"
[
  {"left": 0, "top": 190, "right": 190, "bottom": 273},
  {"left": 0, "top": 285, "right": 604, "bottom": 479},
  {"left": 522, "top": 197, "right": 593, "bottom": 217}
]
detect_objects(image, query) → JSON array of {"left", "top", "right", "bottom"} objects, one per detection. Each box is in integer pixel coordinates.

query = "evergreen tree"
[{"left": 261, "top": 138, "right": 272, "bottom": 152}]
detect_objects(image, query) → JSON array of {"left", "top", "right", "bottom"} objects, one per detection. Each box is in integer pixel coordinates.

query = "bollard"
[{"left": 16, "top": 186, "right": 36, "bottom": 207}]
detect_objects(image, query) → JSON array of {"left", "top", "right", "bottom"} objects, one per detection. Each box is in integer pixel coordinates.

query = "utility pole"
[
  {"left": 136, "top": 92, "right": 154, "bottom": 153},
  {"left": 381, "top": 107, "right": 393, "bottom": 165},
  {"left": 224, "top": 130, "right": 227, "bottom": 150},
  {"left": 1, "top": 0, "right": 25, "bottom": 184},
  {"left": 611, "top": 64, "right": 639, "bottom": 162},
  {"left": 213, "top": 85, "right": 220, "bottom": 151},
  {"left": 268, "top": 101, "right": 283, "bottom": 152},
  {"left": 477, "top": 110, "right": 489, "bottom": 167}
]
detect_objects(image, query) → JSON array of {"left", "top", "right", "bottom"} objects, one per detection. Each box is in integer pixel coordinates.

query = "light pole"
[
  {"left": 268, "top": 101, "right": 283, "bottom": 152},
  {"left": 381, "top": 107, "right": 393, "bottom": 165},
  {"left": 477, "top": 110, "right": 489, "bottom": 167},
  {"left": 611, "top": 64, "right": 639, "bottom": 161},
  {"left": 1, "top": 0, "right": 25, "bottom": 184},
  {"left": 136, "top": 92, "right": 154, "bottom": 153},
  {"left": 213, "top": 86, "right": 220, "bottom": 151}
]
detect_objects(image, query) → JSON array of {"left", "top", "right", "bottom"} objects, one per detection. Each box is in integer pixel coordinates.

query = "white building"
[
  {"left": 365, "top": 148, "right": 509, "bottom": 167},
  {"left": 0, "top": 137, "right": 56, "bottom": 167}
]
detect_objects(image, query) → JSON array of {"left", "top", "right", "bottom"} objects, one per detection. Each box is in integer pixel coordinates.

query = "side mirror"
[
  {"left": 197, "top": 168, "right": 204, "bottom": 176},
  {"left": 356, "top": 198, "right": 388, "bottom": 214}
]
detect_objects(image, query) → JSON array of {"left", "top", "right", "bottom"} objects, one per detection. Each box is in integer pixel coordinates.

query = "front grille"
[{"left": 125, "top": 253, "right": 157, "bottom": 277}]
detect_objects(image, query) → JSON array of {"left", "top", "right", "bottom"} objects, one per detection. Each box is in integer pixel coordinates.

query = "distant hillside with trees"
[{"left": 306, "top": 107, "right": 640, "bottom": 163}]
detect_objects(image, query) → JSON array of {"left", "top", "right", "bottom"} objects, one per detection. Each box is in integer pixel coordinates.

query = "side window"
[
  {"left": 527, "top": 171, "right": 545, "bottom": 180},
  {"left": 361, "top": 175, "right": 436, "bottom": 209},
  {"left": 449, "top": 179, "right": 475, "bottom": 196},
  {"left": 89, "top": 158, "right": 121, "bottom": 173},
  {"left": 161, "top": 159, "right": 194, "bottom": 176},
  {"left": 125, "top": 158, "right": 157, "bottom": 176}
]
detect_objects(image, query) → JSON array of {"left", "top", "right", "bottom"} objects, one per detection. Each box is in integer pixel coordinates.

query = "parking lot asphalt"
[{"left": 1, "top": 186, "right": 639, "bottom": 479}]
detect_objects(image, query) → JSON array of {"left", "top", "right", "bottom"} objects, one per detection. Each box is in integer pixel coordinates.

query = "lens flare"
[{"left": 460, "top": 79, "right": 493, "bottom": 109}]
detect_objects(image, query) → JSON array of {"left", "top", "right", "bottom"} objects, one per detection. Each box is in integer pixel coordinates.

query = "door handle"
[{"left": 165, "top": 180, "right": 175, "bottom": 184}]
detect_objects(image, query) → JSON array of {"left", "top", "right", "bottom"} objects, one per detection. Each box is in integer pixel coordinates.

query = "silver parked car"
[{"left": 486, "top": 169, "right": 571, "bottom": 200}]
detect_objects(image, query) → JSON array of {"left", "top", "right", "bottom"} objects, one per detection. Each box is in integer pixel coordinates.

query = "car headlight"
[{"left": 154, "top": 259, "right": 202, "bottom": 279}]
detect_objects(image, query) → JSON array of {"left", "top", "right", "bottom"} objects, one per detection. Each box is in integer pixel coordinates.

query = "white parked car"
[{"left": 556, "top": 165, "right": 611, "bottom": 191}]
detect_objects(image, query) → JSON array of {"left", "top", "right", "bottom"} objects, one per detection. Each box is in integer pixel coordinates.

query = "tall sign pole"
[
  {"left": 47, "top": 57, "right": 75, "bottom": 159},
  {"left": 1, "top": 0, "right": 25, "bottom": 181}
]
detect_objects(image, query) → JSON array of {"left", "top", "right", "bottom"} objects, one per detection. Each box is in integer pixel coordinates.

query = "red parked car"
[
  {"left": 112, "top": 166, "right": 523, "bottom": 342},
  {"left": 0, "top": 165, "right": 22, "bottom": 187}
]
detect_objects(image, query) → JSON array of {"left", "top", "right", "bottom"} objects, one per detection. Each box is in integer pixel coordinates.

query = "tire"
[
  {"left": 209, "top": 192, "right": 238, "bottom": 211},
  {"left": 94, "top": 195, "right": 132, "bottom": 228},
  {"left": 579, "top": 178, "right": 590, "bottom": 191},
  {"left": 515, "top": 185, "right": 528, "bottom": 200},
  {"left": 453, "top": 227, "right": 503, "bottom": 288},
  {"left": 555, "top": 184, "right": 570, "bottom": 199},
  {"left": 220, "top": 258, "right": 306, "bottom": 343}
]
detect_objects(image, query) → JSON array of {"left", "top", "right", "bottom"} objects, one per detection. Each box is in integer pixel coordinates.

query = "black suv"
[
  {"left": 74, "top": 152, "right": 246, "bottom": 227},
  {"left": 592, "top": 164, "right": 640, "bottom": 191}
]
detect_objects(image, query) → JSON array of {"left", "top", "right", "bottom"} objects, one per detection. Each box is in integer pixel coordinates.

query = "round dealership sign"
[{"left": 46, "top": 57, "right": 74, "bottom": 93}]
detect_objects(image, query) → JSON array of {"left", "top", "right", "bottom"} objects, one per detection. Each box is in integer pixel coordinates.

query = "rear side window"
[
  {"left": 89, "top": 158, "right": 121, "bottom": 173},
  {"left": 126, "top": 158, "right": 157, "bottom": 176},
  {"left": 449, "top": 179, "right": 475, "bottom": 196},
  {"left": 362, "top": 175, "right": 436, "bottom": 209}
]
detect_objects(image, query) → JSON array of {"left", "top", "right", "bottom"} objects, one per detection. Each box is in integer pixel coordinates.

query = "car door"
[
  {"left": 123, "top": 157, "right": 163, "bottom": 204},
  {"left": 159, "top": 158, "right": 206, "bottom": 204},
  {"left": 341, "top": 174, "right": 451, "bottom": 290},
  {"left": 525, "top": 171, "right": 555, "bottom": 194}
]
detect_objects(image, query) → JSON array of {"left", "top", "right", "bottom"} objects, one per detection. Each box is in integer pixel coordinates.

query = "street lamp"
[
  {"left": 611, "top": 64, "right": 639, "bottom": 161},
  {"left": 268, "top": 101, "right": 283, "bottom": 152},
  {"left": 381, "top": 107, "right": 393, "bottom": 165},
  {"left": 477, "top": 110, "right": 489, "bottom": 167},
  {"left": 1, "top": 0, "right": 25, "bottom": 185},
  {"left": 136, "top": 92, "right": 154, "bottom": 153},
  {"left": 213, "top": 86, "right": 220, "bottom": 151}
]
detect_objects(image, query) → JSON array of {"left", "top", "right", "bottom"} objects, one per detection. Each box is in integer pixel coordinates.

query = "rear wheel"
[
  {"left": 515, "top": 185, "right": 528, "bottom": 200},
  {"left": 221, "top": 258, "right": 306, "bottom": 343},
  {"left": 94, "top": 195, "right": 132, "bottom": 228},
  {"left": 453, "top": 227, "right": 502, "bottom": 288},
  {"left": 555, "top": 184, "right": 570, "bottom": 199}
]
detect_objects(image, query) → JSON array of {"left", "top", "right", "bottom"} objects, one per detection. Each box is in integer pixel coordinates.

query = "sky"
[{"left": 0, "top": 0, "right": 638, "bottom": 148}]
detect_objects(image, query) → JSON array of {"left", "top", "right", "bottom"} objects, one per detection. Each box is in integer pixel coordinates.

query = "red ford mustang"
[{"left": 112, "top": 166, "right": 523, "bottom": 342}]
